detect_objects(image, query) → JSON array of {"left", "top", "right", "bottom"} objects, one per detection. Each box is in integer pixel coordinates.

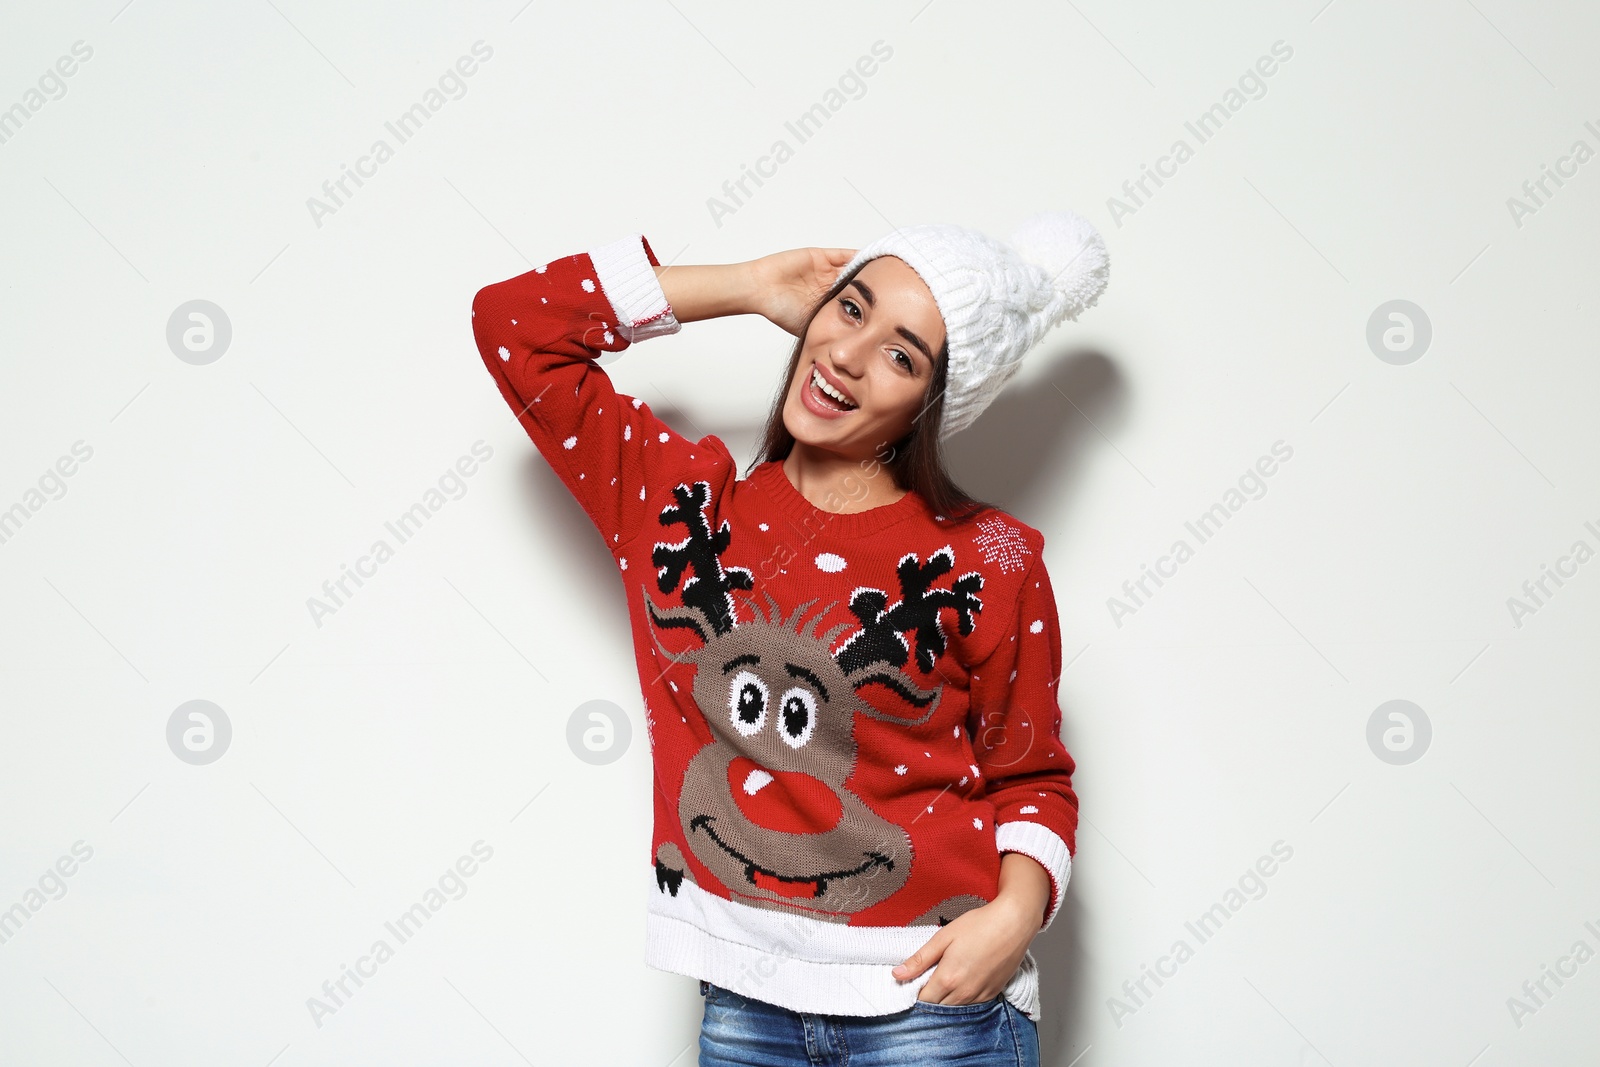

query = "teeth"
[{"left": 811, "top": 367, "right": 855, "bottom": 408}]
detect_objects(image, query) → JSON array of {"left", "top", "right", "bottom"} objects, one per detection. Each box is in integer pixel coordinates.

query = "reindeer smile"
[{"left": 688, "top": 814, "right": 894, "bottom": 900}]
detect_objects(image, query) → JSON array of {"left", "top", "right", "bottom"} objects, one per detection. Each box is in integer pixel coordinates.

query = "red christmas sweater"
[{"left": 470, "top": 233, "right": 1079, "bottom": 1021}]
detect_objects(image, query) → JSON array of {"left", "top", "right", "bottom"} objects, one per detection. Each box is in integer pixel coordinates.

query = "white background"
[{"left": 2, "top": 1, "right": 1597, "bottom": 1064}]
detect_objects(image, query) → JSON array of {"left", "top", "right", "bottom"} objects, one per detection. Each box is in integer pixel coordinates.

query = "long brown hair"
[{"left": 744, "top": 260, "right": 995, "bottom": 522}]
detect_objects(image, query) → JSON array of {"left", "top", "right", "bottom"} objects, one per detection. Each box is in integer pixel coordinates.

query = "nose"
[
  {"left": 727, "top": 756, "right": 842, "bottom": 833},
  {"left": 829, "top": 337, "right": 868, "bottom": 375}
]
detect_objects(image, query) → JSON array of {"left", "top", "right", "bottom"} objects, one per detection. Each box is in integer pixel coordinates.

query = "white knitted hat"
[{"left": 837, "top": 210, "right": 1110, "bottom": 441}]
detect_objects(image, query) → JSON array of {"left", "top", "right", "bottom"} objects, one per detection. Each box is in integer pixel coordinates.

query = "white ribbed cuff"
[
  {"left": 995, "top": 820, "right": 1073, "bottom": 931},
  {"left": 589, "top": 232, "right": 681, "bottom": 343}
]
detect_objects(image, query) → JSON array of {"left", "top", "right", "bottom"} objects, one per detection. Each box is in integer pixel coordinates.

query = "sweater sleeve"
[
  {"left": 967, "top": 552, "right": 1079, "bottom": 931},
  {"left": 470, "top": 232, "right": 715, "bottom": 549}
]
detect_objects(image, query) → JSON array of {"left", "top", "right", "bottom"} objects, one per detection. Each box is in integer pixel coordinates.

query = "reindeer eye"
[
  {"left": 728, "top": 670, "right": 768, "bottom": 736},
  {"left": 776, "top": 687, "right": 817, "bottom": 748}
]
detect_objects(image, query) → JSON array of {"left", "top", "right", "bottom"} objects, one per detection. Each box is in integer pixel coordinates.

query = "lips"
[{"left": 807, "top": 364, "right": 857, "bottom": 412}]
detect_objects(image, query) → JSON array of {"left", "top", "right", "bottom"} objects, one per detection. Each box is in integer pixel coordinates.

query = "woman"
[{"left": 470, "top": 211, "right": 1108, "bottom": 1066}]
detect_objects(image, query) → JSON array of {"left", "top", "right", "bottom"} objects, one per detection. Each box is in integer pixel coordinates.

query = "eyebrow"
[
  {"left": 720, "top": 655, "right": 831, "bottom": 703},
  {"left": 784, "top": 662, "right": 829, "bottom": 703},
  {"left": 846, "top": 279, "right": 936, "bottom": 367}
]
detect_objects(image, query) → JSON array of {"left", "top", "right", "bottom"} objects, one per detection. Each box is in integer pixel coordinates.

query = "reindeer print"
[{"left": 643, "top": 480, "right": 986, "bottom": 924}]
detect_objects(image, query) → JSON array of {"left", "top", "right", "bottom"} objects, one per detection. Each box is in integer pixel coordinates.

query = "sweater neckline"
[{"left": 748, "top": 459, "right": 931, "bottom": 538}]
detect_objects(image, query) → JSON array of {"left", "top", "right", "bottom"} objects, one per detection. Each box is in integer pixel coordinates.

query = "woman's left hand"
[
  {"left": 891, "top": 873, "right": 1046, "bottom": 1005},
  {"left": 746, "top": 246, "right": 858, "bottom": 337}
]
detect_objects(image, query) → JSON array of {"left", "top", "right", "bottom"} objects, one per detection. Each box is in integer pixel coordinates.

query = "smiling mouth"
[
  {"left": 689, "top": 814, "right": 892, "bottom": 899},
  {"left": 808, "top": 365, "right": 857, "bottom": 411}
]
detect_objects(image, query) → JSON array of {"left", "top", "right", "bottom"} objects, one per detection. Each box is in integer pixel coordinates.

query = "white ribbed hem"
[
  {"left": 642, "top": 872, "right": 1042, "bottom": 1022},
  {"left": 995, "top": 821, "right": 1073, "bottom": 932},
  {"left": 588, "top": 232, "right": 681, "bottom": 343}
]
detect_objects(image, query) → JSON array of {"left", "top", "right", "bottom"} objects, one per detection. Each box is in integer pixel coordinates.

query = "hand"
[
  {"left": 747, "top": 247, "right": 857, "bottom": 337},
  {"left": 891, "top": 894, "right": 1039, "bottom": 1006}
]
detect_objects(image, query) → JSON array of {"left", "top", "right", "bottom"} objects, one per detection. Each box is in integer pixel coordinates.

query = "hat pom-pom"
[{"left": 1009, "top": 210, "right": 1110, "bottom": 321}]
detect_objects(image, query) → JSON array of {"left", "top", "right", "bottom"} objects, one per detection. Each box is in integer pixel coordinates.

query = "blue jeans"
[{"left": 697, "top": 980, "right": 1040, "bottom": 1067}]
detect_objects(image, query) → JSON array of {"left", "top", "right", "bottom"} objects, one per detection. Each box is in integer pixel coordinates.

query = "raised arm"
[
  {"left": 655, "top": 246, "right": 857, "bottom": 336},
  {"left": 470, "top": 233, "right": 731, "bottom": 550},
  {"left": 649, "top": 261, "right": 762, "bottom": 324}
]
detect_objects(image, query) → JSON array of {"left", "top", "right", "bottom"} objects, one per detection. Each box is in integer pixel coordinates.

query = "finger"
[
  {"left": 824, "top": 247, "right": 857, "bottom": 265},
  {"left": 892, "top": 933, "right": 947, "bottom": 980}
]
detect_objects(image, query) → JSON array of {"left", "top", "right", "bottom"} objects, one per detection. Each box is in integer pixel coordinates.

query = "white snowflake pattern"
[
  {"left": 1020, "top": 804, "right": 1039, "bottom": 814},
  {"left": 972, "top": 516, "right": 1033, "bottom": 574},
  {"left": 814, "top": 552, "right": 846, "bottom": 573},
  {"left": 562, "top": 436, "right": 577, "bottom": 449},
  {"left": 894, "top": 764, "right": 908, "bottom": 775},
  {"left": 581, "top": 278, "right": 596, "bottom": 292}
]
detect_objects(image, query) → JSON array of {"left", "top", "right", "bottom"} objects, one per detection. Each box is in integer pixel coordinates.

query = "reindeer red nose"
[{"left": 727, "top": 756, "right": 842, "bottom": 834}]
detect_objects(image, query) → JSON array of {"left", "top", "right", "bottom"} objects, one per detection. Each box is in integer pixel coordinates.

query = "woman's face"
[{"left": 781, "top": 255, "right": 947, "bottom": 461}]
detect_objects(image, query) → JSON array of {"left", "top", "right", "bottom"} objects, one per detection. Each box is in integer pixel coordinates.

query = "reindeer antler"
[
  {"left": 823, "top": 546, "right": 984, "bottom": 727},
  {"left": 651, "top": 481, "right": 753, "bottom": 636},
  {"left": 835, "top": 547, "right": 983, "bottom": 676}
]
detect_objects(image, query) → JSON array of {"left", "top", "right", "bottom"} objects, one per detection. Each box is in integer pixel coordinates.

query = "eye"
[
  {"left": 776, "top": 687, "right": 817, "bottom": 748},
  {"left": 841, "top": 297, "right": 914, "bottom": 373},
  {"left": 729, "top": 670, "right": 768, "bottom": 736}
]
